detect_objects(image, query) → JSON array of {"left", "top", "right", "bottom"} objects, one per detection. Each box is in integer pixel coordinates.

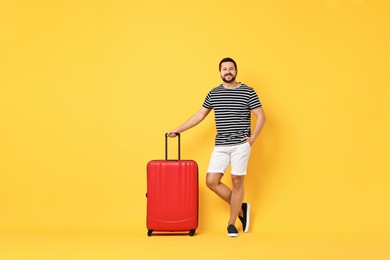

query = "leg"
[
  {"left": 228, "top": 142, "right": 251, "bottom": 227},
  {"left": 206, "top": 145, "right": 247, "bottom": 233},
  {"left": 228, "top": 175, "right": 245, "bottom": 225},
  {"left": 206, "top": 173, "right": 244, "bottom": 216},
  {"left": 205, "top": 146, "right": 232, "bottom": 204},
  {"left": 206, "top": 173, "right": 231, "bottom": 203}
]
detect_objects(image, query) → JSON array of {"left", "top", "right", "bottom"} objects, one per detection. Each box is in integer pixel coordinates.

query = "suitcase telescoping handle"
[{"left": 165, "top": 133, "right": 180, "bottom": 160}]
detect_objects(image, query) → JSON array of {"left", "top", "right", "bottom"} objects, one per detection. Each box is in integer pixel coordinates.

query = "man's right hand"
[{"left": 166, "top": 131, "right": 179, "bottom": 138}]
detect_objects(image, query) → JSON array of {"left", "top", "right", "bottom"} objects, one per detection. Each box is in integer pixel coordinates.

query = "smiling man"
[{"left": 167, "top": 57, "right": 266, "bottom": 237}]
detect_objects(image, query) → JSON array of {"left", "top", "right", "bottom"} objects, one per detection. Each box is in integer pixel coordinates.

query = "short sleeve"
[
  {"left": 248, "top": 89, "right": 262, "bottom": 110},
  {"left": 202, "top": 92, "right": 213, "bottom": 109}
]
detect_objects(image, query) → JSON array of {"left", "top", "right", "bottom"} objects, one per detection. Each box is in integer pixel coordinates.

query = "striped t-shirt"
[{"left": 202, "top": 83, "right": 262, "bottom": 146}]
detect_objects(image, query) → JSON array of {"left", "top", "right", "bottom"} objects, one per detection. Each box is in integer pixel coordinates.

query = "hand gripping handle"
[{"left": 165, "top": 133, "right": 180, "bottom": 160}]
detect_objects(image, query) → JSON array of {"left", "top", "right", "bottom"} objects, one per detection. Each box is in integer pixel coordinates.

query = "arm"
[
  {"left": 167, "top": 107, "right": 212, "bottom": 137},
  {"left": 243, "top": 107, "right": 266, "bottom": 145}
]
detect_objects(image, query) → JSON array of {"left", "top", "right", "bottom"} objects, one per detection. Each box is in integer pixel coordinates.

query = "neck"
[{"left": 223, "top": 81, "right": 240, "bottom": 89}]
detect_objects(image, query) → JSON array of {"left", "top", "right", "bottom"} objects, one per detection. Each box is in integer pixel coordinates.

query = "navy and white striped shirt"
[{"left": 202, "top": 83, "right": 262, "bottom": 146}]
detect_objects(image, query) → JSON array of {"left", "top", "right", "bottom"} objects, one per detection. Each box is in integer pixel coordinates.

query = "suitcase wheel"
[
  {"left": 147, "top": 230, "right": 153, "bottom": 236},
  {"left": 189, "top": 229, "right": 195, "bottom": 236}
]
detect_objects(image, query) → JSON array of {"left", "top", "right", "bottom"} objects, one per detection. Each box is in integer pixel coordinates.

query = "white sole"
[{"left": 244, "top": 203, "right": 250, "bottom": 232}]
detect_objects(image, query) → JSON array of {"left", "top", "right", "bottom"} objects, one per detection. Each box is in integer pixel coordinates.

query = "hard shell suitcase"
[{"left": 146, "top": 133, "right": 198, "bottom": 236}]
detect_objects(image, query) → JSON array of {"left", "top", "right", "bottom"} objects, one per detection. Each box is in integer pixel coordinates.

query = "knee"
[
  {"left": 206, "top": 178, "right": 216, "bottom": 190},
  {"left": 206, "top": 174, "right": 219, "bottom": 190},
  {"left": 231, "top": 176, "right": 244, "bottom": 190}
]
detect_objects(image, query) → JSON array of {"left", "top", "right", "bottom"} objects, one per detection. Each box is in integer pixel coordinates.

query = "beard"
[{"left": 221, "top": 73, "right": 236, "bottom": 83}]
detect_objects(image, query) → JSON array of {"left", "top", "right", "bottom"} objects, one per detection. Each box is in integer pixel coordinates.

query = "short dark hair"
[{"left": 219, "top": 57, "right": 237, "bottom": 71}]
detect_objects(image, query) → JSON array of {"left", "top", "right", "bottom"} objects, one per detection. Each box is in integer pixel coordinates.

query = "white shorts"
[{"left": 207, "top": 142, "right": 252, "bottom": 176}]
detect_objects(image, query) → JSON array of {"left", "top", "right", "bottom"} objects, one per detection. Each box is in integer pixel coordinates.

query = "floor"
[{"left": 1, "top": 229, "right": 389, "bottom": 260}]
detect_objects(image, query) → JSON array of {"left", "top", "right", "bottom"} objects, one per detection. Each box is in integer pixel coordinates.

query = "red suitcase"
[{"left": 146, "top": 133, "right": 198, "bottom": 236}]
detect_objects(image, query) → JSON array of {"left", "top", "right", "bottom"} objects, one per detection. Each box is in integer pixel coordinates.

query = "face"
[{"left": 220, "top": 62, "right": 237, "bottom": 83}]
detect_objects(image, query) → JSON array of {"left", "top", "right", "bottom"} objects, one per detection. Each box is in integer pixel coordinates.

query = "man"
[{"left": 167, "top": 57, "right": 266, "bottom": 237}]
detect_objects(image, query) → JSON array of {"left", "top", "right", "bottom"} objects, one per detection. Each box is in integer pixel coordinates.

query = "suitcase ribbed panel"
[{"left": 147, "top": 160, "right": 198, "bottom": 231}]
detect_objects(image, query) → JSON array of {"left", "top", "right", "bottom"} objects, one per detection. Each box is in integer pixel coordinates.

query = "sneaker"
[
  {"left": 239, "top": 202, "right": 250, "bottom": 232},
  {"left": 227, "top": 224, "right": 239, "bottom": 237}
]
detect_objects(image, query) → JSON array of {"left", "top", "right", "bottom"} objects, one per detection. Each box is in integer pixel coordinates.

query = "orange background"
[{"left": 1, "top": 0, "right": 389, "bottom": 240}]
